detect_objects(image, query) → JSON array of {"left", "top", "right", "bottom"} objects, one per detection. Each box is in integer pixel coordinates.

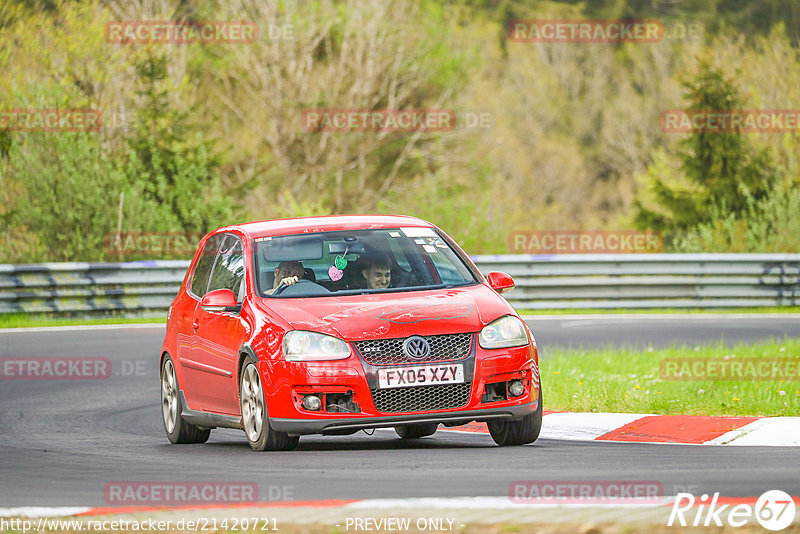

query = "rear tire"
[
  {"left": 161, "top": 355, "right": 211, "bottom": 444},
  {"left": 488, "top": 386, "right": 542, "bottom": 446},
  {"left": 394, "top": 423, "right": 438, "bottom": 439},
  {"left": 240, "top": 357, "right": 299, "bottom": 451}
]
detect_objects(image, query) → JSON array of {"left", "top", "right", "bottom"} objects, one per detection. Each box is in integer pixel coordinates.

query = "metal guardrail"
[
  {"left": 474, "top": 254, "right": 800, "bottom": 309},
  {"left": 1, "top": 254, "right": 799, "bottom": 315},
  {"left": 0, "top": 261, "right": 189, "bottom": 316}
]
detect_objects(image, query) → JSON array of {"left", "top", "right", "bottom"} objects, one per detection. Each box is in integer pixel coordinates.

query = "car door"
[
  {"left": 176, "top": 233, "right": 225, "bottom": 411},
  {"left": 191, "top": 234, "right": 248, "bottom": 415}
]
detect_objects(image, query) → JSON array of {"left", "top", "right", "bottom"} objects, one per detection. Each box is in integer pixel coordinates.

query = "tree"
[
  {"left": 0, "top": 131, "right": 127, "bottom": 262},
  {"left": 213, "top": 0, "right": 469, "bottom": 216},
  {"left": 120, "top": 53, "right": 234, "bottom": 235},
  {"left": 634, "top": 56, "right": 774, "bottom": 234}
]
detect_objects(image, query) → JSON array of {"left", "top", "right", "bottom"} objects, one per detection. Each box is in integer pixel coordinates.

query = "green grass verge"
[
  {"left": 515, "top": 306, "right": 800, "bottom": 315},
  {"left": 0, "top": 313, "right": 164, "bottom": 328},
  {"left": 544, "top": 339, "right": 800, "bottom": 416}
]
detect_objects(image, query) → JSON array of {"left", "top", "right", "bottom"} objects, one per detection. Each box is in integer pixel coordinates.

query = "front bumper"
[
  {"left": 271, "top": 399, "right": 539, "bottom": 435},
  {"left": 260, "top": 335, "right": 540, "bottom": 436}
]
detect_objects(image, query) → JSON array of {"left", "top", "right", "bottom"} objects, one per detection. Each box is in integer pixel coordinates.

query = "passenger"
[
  {"left": 265, "top": 261, "right": 304, "bottom": 295},
  {"left": 360, "top": 254, "right": 392, "bottom": 290}
]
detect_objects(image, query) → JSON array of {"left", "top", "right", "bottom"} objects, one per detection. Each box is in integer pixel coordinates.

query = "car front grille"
[
  {"left": 370, "top": 383, "right": 471, "bottom": 413},
  {"left": 354, "top": 333, "right": 473, "bottom": 365}
]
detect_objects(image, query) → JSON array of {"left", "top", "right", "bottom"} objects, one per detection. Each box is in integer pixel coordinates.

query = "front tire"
[
  {"left": 488, "top": 386, "right": 543, "bottom": 446},
  {"left": 161, "top": 355, "right": 211, "bottom": 444},
  {"left": 394, "top": 423, "right": 439, "bottom": 439},
  {"left": 240, "top": 358, "right": 299, "bottom": 451}
]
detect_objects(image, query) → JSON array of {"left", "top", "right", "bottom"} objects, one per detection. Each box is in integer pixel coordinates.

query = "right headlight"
[
  {"left": 478, "top": 315, "right": 529, "bottom": 349},
  {"left": 282, "top": 330, "right": 352, "bottom": 361}
]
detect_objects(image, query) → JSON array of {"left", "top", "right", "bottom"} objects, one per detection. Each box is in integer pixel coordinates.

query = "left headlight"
[
  {"left": 282, "top": 330, "right": 352, "bottom": 361},
  {"left": 478, "top": 315, "right": 529, "bottom": 349}
]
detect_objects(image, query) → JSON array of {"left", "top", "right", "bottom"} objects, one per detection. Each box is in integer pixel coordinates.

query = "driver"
[
  {"left": 360, "top": 254, "right": 392, "bottom": 290},
  {"left": 265, "top": 261, "right": 304, "bottom": 295}
]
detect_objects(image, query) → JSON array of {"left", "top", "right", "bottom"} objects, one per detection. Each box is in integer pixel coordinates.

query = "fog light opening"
[
  {"left": 481, "top": 382, "right": 507, "bottom": 403},
  {"left": 302, "top": 394, "right": 322, "bottom": 411},
  {"left": 508, "top": 379, "right": 525, "bottom": 397},
  {"left": 325, "top": 391, "right": 360, "bottom": 413}
]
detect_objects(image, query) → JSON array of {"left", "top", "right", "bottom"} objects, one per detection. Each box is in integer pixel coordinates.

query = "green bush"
[{"left": 0, "top": 131, "right": 125, "bottom": 262}]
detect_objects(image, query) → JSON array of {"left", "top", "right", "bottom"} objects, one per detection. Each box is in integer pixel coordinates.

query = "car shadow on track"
[{"left": 197, "top": 428, "right": 506, "bottom": 451}]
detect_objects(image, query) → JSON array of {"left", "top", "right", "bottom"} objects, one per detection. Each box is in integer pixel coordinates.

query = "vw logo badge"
[{"left": 403, "top": 336, "right": 431, "bottom": 360}]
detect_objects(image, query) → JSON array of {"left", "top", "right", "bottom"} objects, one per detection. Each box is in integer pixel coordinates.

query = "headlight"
[
  {"left": 282, "top": 331, "right": 352, "bottom": 361},
  {"left": 479, "top": 315, "right": 529, "bottom": 349}
]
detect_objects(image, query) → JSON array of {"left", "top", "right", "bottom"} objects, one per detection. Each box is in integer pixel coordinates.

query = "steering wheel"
[{"left": 271, "top": 278, "right": 314, "bottom": 296}]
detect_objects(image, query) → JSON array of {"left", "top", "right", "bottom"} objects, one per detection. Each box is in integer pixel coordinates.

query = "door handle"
[{"left": 192, "top": 321, "right": 199, "bottom": 330}]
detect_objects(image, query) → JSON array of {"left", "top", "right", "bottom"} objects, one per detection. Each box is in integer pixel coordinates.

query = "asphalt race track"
[
  {"left": 527, "top": 313, "right": 800, "bottom": 352},
  {"left": 1, "top": 315, "right": 799, "bottom": 507}
]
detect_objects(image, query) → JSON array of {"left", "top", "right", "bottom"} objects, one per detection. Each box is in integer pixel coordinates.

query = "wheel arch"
[
  {"left": 238, "top": 343, "right": 259, "bottom": 380},
  {"left": 160, "top": 350, "right": 171, "bottom": 370}
]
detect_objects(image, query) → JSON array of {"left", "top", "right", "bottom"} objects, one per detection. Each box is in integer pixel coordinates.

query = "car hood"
[{"left": 256, "top": 284, "right": 514, "bottom": 340}]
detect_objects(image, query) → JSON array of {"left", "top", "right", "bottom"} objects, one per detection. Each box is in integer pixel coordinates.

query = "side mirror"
[
  {"left": 486, "top": 271, "right": 515, "bottom": 294},
  {"left": 200, "top": 288, "right": 241, "bottom": 313}
]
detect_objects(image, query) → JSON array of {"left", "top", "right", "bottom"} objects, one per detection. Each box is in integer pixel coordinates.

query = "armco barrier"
[
  {"left": 475, "top": 254, "right": 800, "bottom": 309},
  {"left": 0, "top": 261, "right": 189, "bottom": 315},
  {"left": 0, "top": 254, "right": 799, "bottom": 315}
]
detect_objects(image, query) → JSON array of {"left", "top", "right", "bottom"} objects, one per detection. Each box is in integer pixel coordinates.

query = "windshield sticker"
[
  {"left": 401, "top": 227, "right": 436, "bottom": 238},
  {"left": 388, "top": 231, "right": 401, "bottom": 238},
  {"left": 414, "top": 239, "right": 425, "bottom": 244},
  {"left": 423, "top": 244, "right": 437, "bottom": 253}
]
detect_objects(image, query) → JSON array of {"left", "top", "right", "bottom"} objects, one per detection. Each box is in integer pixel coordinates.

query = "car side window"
[
  {"left": 206, "top": 235, "right": 245, "bottom": 302},
  {"left": 190, "top": 234, "right": 225, "bottom": 298}
]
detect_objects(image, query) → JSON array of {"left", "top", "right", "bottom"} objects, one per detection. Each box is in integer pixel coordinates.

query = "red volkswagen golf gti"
[{"left": 160, "top": 215, "right": 541, "bottom": 450}]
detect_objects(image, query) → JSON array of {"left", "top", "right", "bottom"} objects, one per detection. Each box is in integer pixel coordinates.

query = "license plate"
[{"left": 377, "top": 364, "right": 464, "bottom": 389}]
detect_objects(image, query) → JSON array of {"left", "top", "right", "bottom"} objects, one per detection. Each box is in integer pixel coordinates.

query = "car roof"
[{"left": 218, "top": 214, "right": 435, "bottom": 239}]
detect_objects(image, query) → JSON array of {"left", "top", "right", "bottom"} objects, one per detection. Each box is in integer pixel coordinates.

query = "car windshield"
[{"left": 255, "top": 227, "right": 478, "bottom": 297}]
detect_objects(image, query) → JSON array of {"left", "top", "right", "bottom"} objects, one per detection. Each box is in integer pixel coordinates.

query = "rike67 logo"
[{"left": 668, "top": 490, "right": 796, "bottom": 531}]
